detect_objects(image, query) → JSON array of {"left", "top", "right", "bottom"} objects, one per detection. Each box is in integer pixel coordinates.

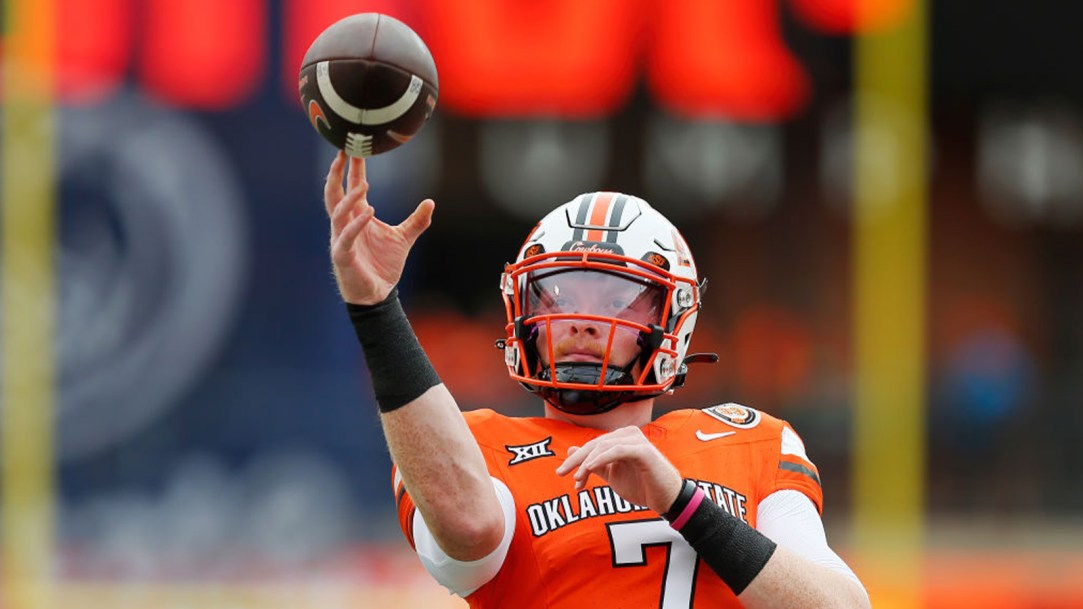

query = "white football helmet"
[{"left": 498, "top": 192, "right": 714, "bottom": 415}]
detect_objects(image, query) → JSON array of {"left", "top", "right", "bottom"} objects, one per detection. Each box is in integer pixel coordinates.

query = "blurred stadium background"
[{"left": 2, "top": 0, "right": 1082, "bottom": 607}]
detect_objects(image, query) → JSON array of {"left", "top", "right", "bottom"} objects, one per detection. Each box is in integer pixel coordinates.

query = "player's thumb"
[{"left": 401, "top": 198, "right": 435, "bottom": 244}]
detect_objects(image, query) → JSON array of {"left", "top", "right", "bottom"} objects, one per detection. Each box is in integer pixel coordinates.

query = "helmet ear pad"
[
  {"left": 514, "top": 316, "right": 539, "bottom": 377},
  {"left": 636, "top": 325, "right": 666, "bottom": 382}
]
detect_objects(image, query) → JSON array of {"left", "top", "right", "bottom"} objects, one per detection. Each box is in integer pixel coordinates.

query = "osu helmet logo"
[{"left": 643, "top": 251, "right": 669, "bottom": 270}]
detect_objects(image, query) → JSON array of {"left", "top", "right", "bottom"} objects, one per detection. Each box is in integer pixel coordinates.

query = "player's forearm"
[
  {"left": 346, "top": 292, "right": 504, "bottom": 561},
  {"left": 737, "top": 545, "right": 870, "bottom": 609},
  {"left": 382, "top": 384, "right": 505, "bottom": 561},
  {"left": 664, "top": 480, "right": 868, "bottom": 608}
]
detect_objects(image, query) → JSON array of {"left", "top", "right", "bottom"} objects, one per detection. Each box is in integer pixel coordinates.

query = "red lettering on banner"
[
  {"left": 419, "top": 0, "right": 645, "bottom": 118},
  {"left": 140, "top": 0, "right": 265, "bottom": 109},
  {"left": 648, "top": 0, "right": 807, "bottom": 121}
]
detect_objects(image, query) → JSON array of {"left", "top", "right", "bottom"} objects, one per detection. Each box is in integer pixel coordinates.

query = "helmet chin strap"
[{"left": 535, "top": 361, "right": 638, "bottom": 415}]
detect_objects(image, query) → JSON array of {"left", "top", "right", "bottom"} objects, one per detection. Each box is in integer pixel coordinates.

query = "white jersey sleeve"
[
  {"left": 411, "top": 477, "right": 517, "bottom": 597},
  {"left": 756, "top": 489, "right": 867, "bottom": 595}
]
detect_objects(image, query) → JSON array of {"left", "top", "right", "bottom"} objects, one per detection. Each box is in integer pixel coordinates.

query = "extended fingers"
[
  {"left": 332, "top": 204, "right": 376, "bottom": 264},
  {"left": 556, "top": 441, "right": 597, "bottom": 476},
  {"left": 347, "top": 154, "right": 367, "bottom": 192},
  {"left": 556, "top": 427, "right": 641, "bottom": 476},
  {"left": 324, "top": 151, "right": 348, "bottom": 216},
  {"left": 331, "top": 183, "right": 370, "bottom": 235},
  {"left": 573, "top": 444, "right": 643, "bottom": 489},
  {"left": 399, "top": 198, "right": 435, "bottom": 245}
]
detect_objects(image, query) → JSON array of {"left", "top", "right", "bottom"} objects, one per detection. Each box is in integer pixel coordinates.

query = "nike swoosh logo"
[{"left": 695, "top": 430, "right": 737, "bottom": 442}]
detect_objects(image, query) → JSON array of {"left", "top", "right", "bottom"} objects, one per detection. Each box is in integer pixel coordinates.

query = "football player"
[{"left": 325, "top": 152, "right": 870, "bottom": 608}]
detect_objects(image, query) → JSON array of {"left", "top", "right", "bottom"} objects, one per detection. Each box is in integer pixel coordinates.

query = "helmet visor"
[{"left": 525, "top": 269, "right": 666, "bottom": 326}]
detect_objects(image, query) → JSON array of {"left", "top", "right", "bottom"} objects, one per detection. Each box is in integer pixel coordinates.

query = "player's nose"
[{"left": 568, "top": 318, "right": 602, "bottom": 336}]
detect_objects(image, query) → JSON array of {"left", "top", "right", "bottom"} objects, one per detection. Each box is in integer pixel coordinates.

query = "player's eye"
[
  {"left": 609, "top": 298, "right": 631, "bottom": 311},
  {"left": 531, "top": 289, "right": 570, "bottom": 312}
]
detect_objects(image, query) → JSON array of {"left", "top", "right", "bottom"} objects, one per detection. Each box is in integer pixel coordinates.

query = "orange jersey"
[{"left": 394, "top": 404, "right": 823, "bottom": 608}]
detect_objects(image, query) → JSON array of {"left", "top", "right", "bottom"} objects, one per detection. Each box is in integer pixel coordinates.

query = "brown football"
[{"left": 298, "top": 13, "right": 438, "bottom": 157}]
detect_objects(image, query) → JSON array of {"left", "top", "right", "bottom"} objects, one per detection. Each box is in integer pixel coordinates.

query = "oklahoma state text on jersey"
[{"left": 393, "top": 404, "right": 823, "bottom": 608}]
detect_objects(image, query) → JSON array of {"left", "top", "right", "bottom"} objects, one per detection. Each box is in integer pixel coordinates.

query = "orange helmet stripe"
[{"left": 585, "top": 192, "right": 616, "bottom": 241}]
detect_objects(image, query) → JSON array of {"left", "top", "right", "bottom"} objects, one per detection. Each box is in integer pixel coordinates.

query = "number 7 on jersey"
[{"left": 608, "top": 519, "right": 699, "bottom": 609}]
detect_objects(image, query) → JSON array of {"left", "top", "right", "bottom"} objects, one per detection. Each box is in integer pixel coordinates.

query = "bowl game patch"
[{"left": 703, "top": 403, "right": 761, "bottom": 429}]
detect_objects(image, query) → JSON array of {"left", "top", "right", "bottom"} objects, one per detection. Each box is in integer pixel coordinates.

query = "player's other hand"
[
  {"left": 555, "top": 426, "right": 684, "bottom": 515},
  {"left": 324, "top": 151, "right": 435, "bottom": 305}
]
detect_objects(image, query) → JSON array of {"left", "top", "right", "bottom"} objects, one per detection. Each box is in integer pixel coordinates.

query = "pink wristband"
[{"left": 670, "top": 486, "right": 706, "bottom": 531}]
